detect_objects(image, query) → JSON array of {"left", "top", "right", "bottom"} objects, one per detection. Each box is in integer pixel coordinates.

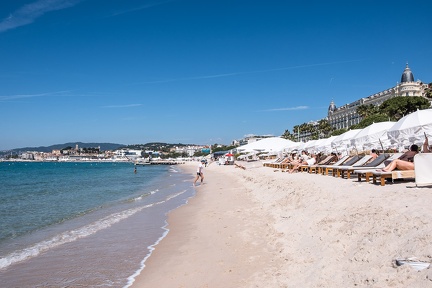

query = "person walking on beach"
[{"left": 194, "top": 159, "right": 205, "bottom": 186}]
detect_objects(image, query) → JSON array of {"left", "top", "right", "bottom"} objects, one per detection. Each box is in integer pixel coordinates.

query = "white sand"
[{"left": 132, "top": 160, "right": 432, "bottom": 287}]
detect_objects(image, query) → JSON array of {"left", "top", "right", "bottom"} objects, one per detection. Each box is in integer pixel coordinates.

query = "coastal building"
[
  {"left": 327, "top": 64, "right": 429, "bottom": 130},
  {"left": 235, "top": 135, "right": 274, "bottom": 146}
]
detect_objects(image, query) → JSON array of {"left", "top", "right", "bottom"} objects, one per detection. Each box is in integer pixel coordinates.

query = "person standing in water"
[{"left": 194, "top": 159, "right": 205, "bottom": 186}]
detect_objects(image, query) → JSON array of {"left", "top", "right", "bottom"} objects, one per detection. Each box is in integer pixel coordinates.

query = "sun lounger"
[
  {"left": 263, "top": 157, "right": 284, "bottom": 168},
  {"left": 274, "top": 157, "right": 293, "bottom": 169},
  {"left": 318, "top": 155, "right": 350, "bottom": 175},
  {"left": 294, "top": 155, "right": 334, "bottom": 173},
  {"left": 335, "top": 155, "right": 372, "bottom": 178},
  {"left": 368, "top": 153, "right": 417, "bottom": 186},
  {"left": 353, "top": 153, "right": 402, "bottom": 183},
  {"left": 414, "top": 153, "right": 432, "bottom": 186},
  {"left": 371, "top": 170, "right": 415, "bottom": 186},
  {"left": 337, "top": 153, "right": 391, "bottom": 179},
  {"left": 307, "top": 155, "right": 338, "bottom": 174},
  {"left": 371, "top": 153, "right": 432, "bottom": 186},
  {"left": 324, "top": 155, "right": 364, "bottom": 176}
]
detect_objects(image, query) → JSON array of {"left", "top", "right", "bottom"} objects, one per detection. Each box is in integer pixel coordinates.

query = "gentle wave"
[
  {"left": 169, "top": 166, "right": 179, "bottom": 173},
  {"left": 0, "top": 189, "right": 187, "bottom": 270},
  {"left": 124, "top": 189, "right": 188, "bottom": 288},
  {"left": 132, "top": 189, "right": 159, "bottom": 201}
]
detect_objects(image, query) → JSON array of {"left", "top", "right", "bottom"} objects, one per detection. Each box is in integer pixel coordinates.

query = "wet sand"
[{"left": 132, "top": 160, "right": 432, "bottom": 287}]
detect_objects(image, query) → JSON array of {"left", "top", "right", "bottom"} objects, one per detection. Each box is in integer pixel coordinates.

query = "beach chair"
[
  {"left": 369, "top": 153, "right": 419, "bottom": 186},
  {"left": 353, "top": 153, "right": 402, "bottom": 183},
  {"left": 263, "top": 157, "right": 282, "bottom": 168},
  {"left": 324, "top": 155, "right": 363, "bottom": 176},
  {"left": 371, "top": 169, "right": 415, "bottom": 186},
  {"left": 414, "top": 153, "right": 432, "bottom": 186},
  {"left": 338, "top": 153, "right": 390, "bottom": 179},
  {"left": 335, "top": 155, "right": 372, "bottom": 178},
  {"left": 272, "top": 157, "right": 291, "bottom": 169},
  {"left": 318, "top": 155, "right": 349, "bottom": 175},
  {"left": 307, "top": 155, "right": 337, "bottom": 174}
]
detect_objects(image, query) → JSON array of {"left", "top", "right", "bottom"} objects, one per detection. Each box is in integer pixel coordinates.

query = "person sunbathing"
[
  {"left": 381, "top": 136, "right": 432, "bottom": 172},
  {"left": 288, "top": 153, "right": 317, "bottom": 173},
  {"left": 370, "top": 149, "right": 379, "bottom": 160},
  {"left": 380, "top": 144, "right": 419, "bottom": 172}
]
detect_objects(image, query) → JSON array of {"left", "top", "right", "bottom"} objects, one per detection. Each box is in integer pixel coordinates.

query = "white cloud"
[
  {"left": 265, "top": 106, "right": 309, "bottom": 111},
  {"left": 102, "top": 104, "right": 142, "bottom": 108},
  {"left": 138, "top": 60, "right": 362, "bottom": 84},
  {"left": 0, "top": 0, "right": 82, "bottom": 33},
  {"left": 0, "top": 90, "right": 71, "bottom": 101}
]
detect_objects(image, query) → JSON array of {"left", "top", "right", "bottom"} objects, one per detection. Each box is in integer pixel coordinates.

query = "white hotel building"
[{"left": 327, "top": 64, "right": 429, "bottom": 130}]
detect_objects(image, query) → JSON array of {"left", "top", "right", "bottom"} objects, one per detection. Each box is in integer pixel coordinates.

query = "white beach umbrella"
[
  {"left": 387, "top": 109, "right": 432, "bottom": 147},
  {"left": 286, "top": 141, "right": 305, "bottom": 153},
  {"left": 308, "top": 139, "right": 327, "bottom": 154},
  {"left": 315, "top": 136, "right": 338, "bottom": 154},
  {"left": 331, "top": 129, "right": 362, "bottom": 153},
  {"left": 237, "top": 137, "right": 296, "bottom": 153},
  {"left": 302, "top": 140, "right": 317, "bottom": 153},
  {"left": 350, "top": 121, "right": 396, "bottom": 151}
]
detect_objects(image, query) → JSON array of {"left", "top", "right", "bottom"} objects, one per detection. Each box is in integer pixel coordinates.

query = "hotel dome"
[
  {"left": 328, "top": 100, "right": 336, "bottom": 114},
  {"left": 401, "top": 63, "right": 415, "bottom": 83}
]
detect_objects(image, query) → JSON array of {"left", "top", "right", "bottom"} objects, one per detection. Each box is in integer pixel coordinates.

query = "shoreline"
[
  {"left": 131, "top": 160, "right": 432, "bottom": 287},
  {"left": 131, "top": 161, "right": 279, "bottom": 287}
]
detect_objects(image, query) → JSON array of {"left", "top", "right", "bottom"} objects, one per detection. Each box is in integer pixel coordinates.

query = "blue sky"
[{"left": 1, "top": 0, "right": 431, "bottom": 150}]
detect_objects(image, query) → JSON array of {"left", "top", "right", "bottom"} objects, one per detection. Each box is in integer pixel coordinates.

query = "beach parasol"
[
  {"left": 387, "top": 109, "right": 432, "bottom": 147},
  {"left": 331, "top": 129, "right": 362, "bottom": 153},
  {"left": 315, "top": 136, "right": 338, "bottom": 154},
  {"left": 302, "top": 140, "right": 317, "bottom": 153},
  {"left": 236, "top": 137, "right": 296, "bottom": 153},
  {"left": 350, "top": 121, "right": 396, "bottom": 151}
]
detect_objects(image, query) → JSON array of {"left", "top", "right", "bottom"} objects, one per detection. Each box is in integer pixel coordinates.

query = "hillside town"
[{"left": 0, "top": 143, "right": 215, "bottom": 162}]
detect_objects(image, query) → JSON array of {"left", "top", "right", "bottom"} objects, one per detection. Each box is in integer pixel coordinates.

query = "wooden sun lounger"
[
  {"left": 297, "top": 155, "right": 337, "bottom": 173},
  {"left": 324, "top": 155, "right": 363, "bottom": 176},
  {"left": 354, "top": 169, "right": 376, "bottom": 183},
  {"left": 342, "top": 163, "right": 385, "bottom": 179},
  {"left": 274, "top": 157, "right": 293, "bottom": 169},
  {"left": 370, "top": 153, "right": 432, "bottom": 186},
  {"left": 318, "top": 155, "right": 350, "bottom": 175},
  {"left": 307, "top": 155, "right": 338, "bottom": 174},
  {"left": 371, "top": 170, "right": 415, "bottom": 186},
  {"left": 263, "top": 157, "right": 284, "bottom": 168},
  {"left": 353, "top": 153, "right": 402, "bottom": 183},
  {"left": 335, "top": 155, "right": 372, "bottom": 178},
  {"left": 337, "top": 153, "right": 393, "bottom": 179}
]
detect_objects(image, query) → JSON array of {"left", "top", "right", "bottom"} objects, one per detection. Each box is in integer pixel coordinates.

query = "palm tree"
[{"left": 356, "top": 104, "right": 377, "bottom": 118}]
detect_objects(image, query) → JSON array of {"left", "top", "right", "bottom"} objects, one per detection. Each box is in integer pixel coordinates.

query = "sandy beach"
[{"left": 132, "top": 160, "right": 432, "bottom": 287}]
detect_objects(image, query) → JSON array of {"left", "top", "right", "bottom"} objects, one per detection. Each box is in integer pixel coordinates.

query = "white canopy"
[
  {"left": 236, "top": 137, "right": 297, "bottom": 153},
  {"left": 303, "top": 140, "right": 317, "bottom": 152},
  {"left": 387, "top": 109, "right": 432, "bottom": 147},
  {"left": 350, "top": 121, "right": 396, "bottom": 150},
  {"left": 315, "top": 136, "right": 338, "bottom": 154},
  {"left": 331, "top": 129, "right": 361, "bottom": 153}
]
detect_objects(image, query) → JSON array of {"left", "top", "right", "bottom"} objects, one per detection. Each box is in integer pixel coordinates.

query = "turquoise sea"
[{"left": 0, "top": 161, "right": 195, "bottom": 287}]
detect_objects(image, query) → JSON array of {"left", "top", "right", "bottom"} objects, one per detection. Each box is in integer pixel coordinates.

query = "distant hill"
[{"left": 1, "top": 142, "right": 126, "bottom": 155}]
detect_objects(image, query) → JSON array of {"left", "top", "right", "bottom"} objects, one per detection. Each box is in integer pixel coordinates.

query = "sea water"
[{"left": 0, "top": 161, "right": 195, "bottom": 287}]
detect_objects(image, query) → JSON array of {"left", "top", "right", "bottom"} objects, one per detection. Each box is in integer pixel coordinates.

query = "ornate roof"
[
  {"left": 401, "top": 63, "right": 414, "bottom": 83},
  {"left": 328, "top": 100, "right": 336, "bottom": 113}
]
